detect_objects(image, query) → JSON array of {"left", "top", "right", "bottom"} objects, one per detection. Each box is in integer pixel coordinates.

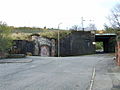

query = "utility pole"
[
  {"left": 58, "top": 23, "right": 62, "bottom": 57},
  {"left": 81, "top": 17, "right": 85, "bottom": 31}
]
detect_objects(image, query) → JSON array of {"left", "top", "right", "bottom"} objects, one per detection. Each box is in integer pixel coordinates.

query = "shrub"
[{"left": 0, "top": 21, "right": 12, "bottom": 53}]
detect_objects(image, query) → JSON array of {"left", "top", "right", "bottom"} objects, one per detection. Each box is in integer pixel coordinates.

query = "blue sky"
[{"left": 0, "top": 0, "right": 119, "bottom": 30}]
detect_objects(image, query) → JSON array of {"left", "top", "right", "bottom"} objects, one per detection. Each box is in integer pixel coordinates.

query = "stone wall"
[
  {"left": 32, "top": 36, "right": 56, "bottom": 56},
  {"left": 10, "top": 31, "right": 95, "bottom": 57},
  {"left": 10, "top": 40, "right": 34, "bottom": 55},
  {"left": 10, "top": 36, "right": 56, "bottom": 57},
  {"left": 60, "top": 31, "right": 95, "bottom": 56}
]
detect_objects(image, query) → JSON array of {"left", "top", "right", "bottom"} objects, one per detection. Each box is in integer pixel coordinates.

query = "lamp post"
[{"left": 58, "top": 23, "right": 62, "bottom": 57}]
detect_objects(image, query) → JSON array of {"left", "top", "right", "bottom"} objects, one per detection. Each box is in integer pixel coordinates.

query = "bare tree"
[
  {"left": 69, "top": 25, "right": 79, "bottom": 31},
  {"left": 87, "top": 24, "right": 97, "bottom": 30},
  {"left": 107, "top": 4, "right": 120, "bottom": 29}
]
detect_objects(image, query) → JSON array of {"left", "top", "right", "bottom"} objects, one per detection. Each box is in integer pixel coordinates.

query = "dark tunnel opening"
[{"left": 95, "top": 34, "right": 116, "bottom": 54}]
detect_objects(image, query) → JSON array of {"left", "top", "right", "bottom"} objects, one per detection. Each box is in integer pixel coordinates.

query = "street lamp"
[{"left": 58, "top": 23, "right": 62, "bottom": 57}]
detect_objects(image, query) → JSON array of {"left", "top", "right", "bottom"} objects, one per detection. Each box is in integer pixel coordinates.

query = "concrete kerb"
[{"left": 0, "top": 58, "right": 33, "bottom": 63}]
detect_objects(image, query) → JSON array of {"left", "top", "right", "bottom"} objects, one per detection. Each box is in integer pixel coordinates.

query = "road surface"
[{"left": 0, "top": 54, "right": 116, "bottom": 90}]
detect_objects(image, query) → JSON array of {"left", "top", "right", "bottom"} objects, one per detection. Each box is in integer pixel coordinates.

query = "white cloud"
[{"left": 0, "top": 0, "right": 119, "bottom": 29}]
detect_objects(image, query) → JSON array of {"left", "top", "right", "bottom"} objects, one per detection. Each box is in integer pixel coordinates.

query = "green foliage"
[
  {"left": 14, "top": 26, "right": 43, "bottom": 30},
  {"left": 96, "top": 42, "right": 103, "bottom": 50},
  {"left": 40, "top": 31, "right": 58, "bottom": 39},
  {"left": 10, "top": 28, "right": 72, "bottom": 40},
  {"left": 40, "top": 30, "right": 71, "bottom": 39},
  {"left": 0, "top": 22, "right": 12, "bottom": 52},
  {"left": 11, "top": 33, "right": 30, "bottom": 40},
  {"left": 6, "top": 26, "right": 72, "bottom": 39}
]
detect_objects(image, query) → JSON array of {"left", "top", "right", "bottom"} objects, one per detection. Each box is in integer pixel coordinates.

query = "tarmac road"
[{"left": 0, "top": 54, "right": 117, "bottom": 90}]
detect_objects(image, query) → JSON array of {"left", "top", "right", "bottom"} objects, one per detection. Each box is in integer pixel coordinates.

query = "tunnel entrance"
[{"left": 95, "top": 33, "right": 116, "bottom": 53}]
